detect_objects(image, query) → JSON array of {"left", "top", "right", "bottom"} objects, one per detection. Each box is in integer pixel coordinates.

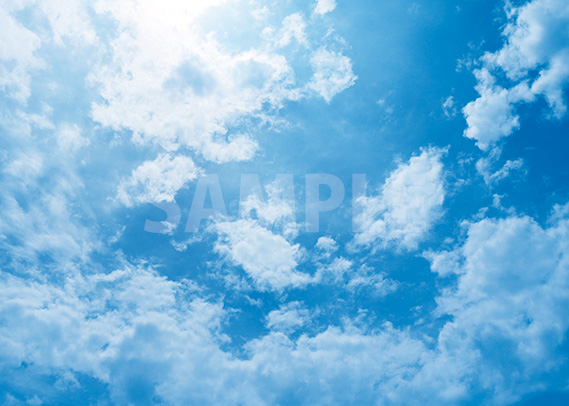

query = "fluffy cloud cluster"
[
  {"left": 210, "top": 175, "right": 311, "bottom": 292},
  {"left": 88, "top": 0, "right": 356, "bottom": 204},
  {"left": 0, "top": 261, "right": 427, "bottom": 405},
  {"left": 0, "top": 1, "right": 358, "bottom": 209},
  {"left": 213, "top": 218, "right": 310, "bottom": 292},
  {"left": 265, "top": 301, "right": 310, "bottom": 333},
  {"left": 212, "top": 181, "right": 400, "bottom": 294},
  {"left": 117, "top": 153, "right": 199, "bottom": 207},
  {"left": 309, "top": 48, "right": 357, "bottom": 102},
  {"left": 422, "top": 205, "right": 569, "bottom": 403},
  {"left": 463, "top": 70, "right": 534, "bottom": 150},
  {"left": 314, "top": 0, "right": 337, "bottom": 16},
  {"left": 463, "top": 0, "right": 569, "bottom": 149},
  {"left": 5, "top": 202, "right": 569, "bottom": 406},
  {"left": 0, "top": 264, "right": 231, "bottom": 405},
  {"left": 3, "top": 1, "right": 569, "bottom": 405},
  {"left": 353, "top": 147, "right": 447, "bottom": 251}
]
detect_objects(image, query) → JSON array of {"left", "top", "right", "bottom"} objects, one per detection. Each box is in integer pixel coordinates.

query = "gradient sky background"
[{"left": 2, "top": 0, "right": 569, "bottom": 405}]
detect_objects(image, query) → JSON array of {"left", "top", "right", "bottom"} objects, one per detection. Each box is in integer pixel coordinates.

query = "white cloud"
[
  {"left": 309, "top": 48, "right": 357, "bottom": 102},
  {"left": 6, "top": 1, "right": 569, "bottom": 404},
  {"left": 0, "top": 1, "right": 98, "bottom": 103},
  {"left": 314, "top": 0, "right": 337, "bottom": 15},
  {"left": 0, "top": 264, "right": 230, "bottom": 405},
  {"left": 213, "top": 219, "right": 310, "bottom": 292},
  {"left": 266, "top": 301, "right": 310, "bottom": 333},
  {"left": 3, "top": 206, "right": 569, "bottom": 404},
  {"left": 346, "top": 266, "right": 399, "bottom": 297},
  {"left": 0, "top": 6, "right": 42, "bottom": 102},
  {"left": 3, "top": 151, "right": 44, "bottom": 184},
  {"left": 314, "top": 256, "right": 352, "bottom": 284},
  {"left": 353, "top": 147, "right": 447, "bottom": 251},
  {"left": 252, "top": 6, "right": 270, "bottom": 21},
  {"left": 89, "top": 7, "right": 295, "bottom": 157},
  {"left": 315, "top": 236, "right": 339, "bottom": 255},
  {"left": 239, "top": 175, "right": 298, "bottom": 238},
  {"left": 463, "top": 0, "right": 569, "bottom": 149},
  {"left": 117, "top": 153, "right": 199, "bottom": 207},
  {"left": 200, "top": 133, "right": 259, "bottom": 164},
  {"left": 476, "top": 156, "right": 525, "bottom": 186},
  {"left": 212, "top": 176, "right": 309, "bottom": 292},
  {"left": 463, "top": 69, "right": 534, "bottom": 150},
  {"left": 243, "top": 323, "right": 427, "bottom": 405},
  {"left": 0, "top": 192, "right": 94, "bottom": 265},
  {"left": 89, "top": 1, "right": 351, "bottom": 165},
  {"left": 420, "top": 207, "right": 569, "bottom": 403},
  {"left": 56, "top": 124, "right": 90, "bottom": 152},
  {"left": 0, "top": 114, "right": 97, "bottom": 265},
  {"left": 277, "top": 13, "right": 308, "bottom": 47},
  {"left": 34, "top": 0, "right": 97, "bottom": 45},
  {"left": 442, "top": 96, "right": 457, "bottom": 118}
]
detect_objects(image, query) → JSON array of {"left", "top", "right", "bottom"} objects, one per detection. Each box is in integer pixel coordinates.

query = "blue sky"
[{"left": 2, "top": 0, "right": 569, "bottom": 405}]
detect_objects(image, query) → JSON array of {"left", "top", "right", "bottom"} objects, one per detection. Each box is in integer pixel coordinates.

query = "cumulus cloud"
[
  {"left": 89, "top": 1, "right": 354, "bottom": 165},
  {"left": 213, "top": 219, "right": 310, "bottom": 292},
  {"left": 463, "top": 0, "right": 569, "bottom": 149},
  {"left": 242, "top": 323, "right": 427, "bottom": 405},
  {"left": 239, "top": 174, "right": 297, "bottom": 237},
  {"left": 1, "top": 0, "right": 358, "bottom": 233},
  {"left": 309, "top": 48, "right": 357, "bottom": 102},
  {"left": 314, "top": 0, "right": 337, "bottom": 15},
  {"left": 266, "top": 301, "right": 310, "bottom": 333},
  {"left": 348, "top": 271, "right": 398, "bottom": 297},
  {"left": 315, "top": 236, "right": 339, "bottom": 256},
  {"left": 314, "top": 256, "right": 353, "bottom": 284},
  {"left": 463, "top": 69, "right": 534, "bottom": 150},
  {"left": 0, "top": 263, "right": 426, "bottom": 405},
  {"left": 117, "top": 153, "right": 199, "bottom": 207},
  {"left": 3, "top": 206, "right": 569, "bottom": 405},
  {"left": 5, "top": 1, "right": 569, "bottom": 405},
  {"left": 353, "top": 147, "right": 447, "bottom": 251},
  {"left": 0, "top": 264, "right": 230, "bottom": 406},
  {"left": 211, "top": 175, "right": 307, "bottom": 291},
  {"left": 421, "top": 206, "right": 569, "bottom": 403}
]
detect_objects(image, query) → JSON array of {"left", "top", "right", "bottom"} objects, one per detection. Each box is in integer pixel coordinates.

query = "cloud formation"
[
  {"left": 309, "top": 48, "right": 357, "bottom": 102},
  {"left": 353, "top": 147, "right": 447, "bottom": 250},
  {"left": 117, "top": 154, "right": 199, "bottom": 207},
  {"left": 314, "top": 0, "right": 337, "bottom": 16},
  {"left": 463, "top": 0, "right": 569, "bottom": 149}
]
